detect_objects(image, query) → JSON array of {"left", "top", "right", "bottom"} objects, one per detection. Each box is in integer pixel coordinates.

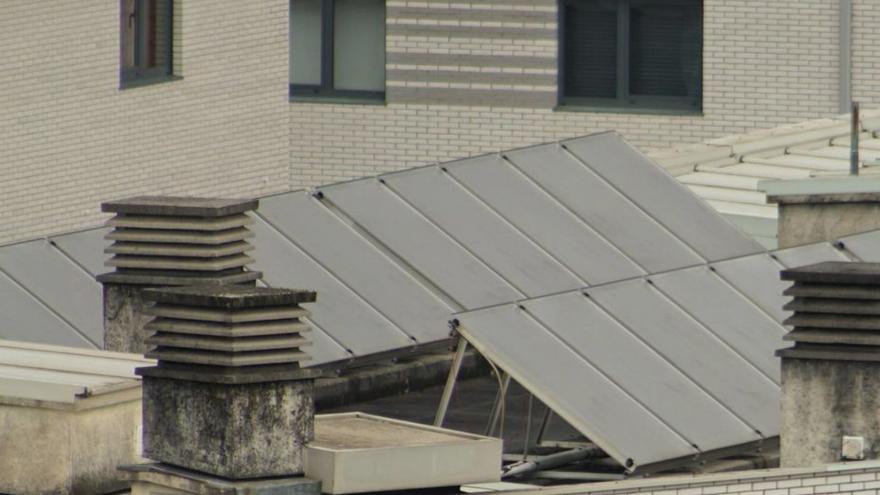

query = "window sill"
[
  {"left": 289, "top": 94, "right": 386, "bottom": 106},
  {"left": 554, "top": 103, "right": 703, "bottom": 117},
  {"left": 120, "top": 75, "right": 183, "bottom": 91}
]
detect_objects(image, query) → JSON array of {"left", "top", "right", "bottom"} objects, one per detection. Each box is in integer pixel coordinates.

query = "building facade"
[{"left": 3, "top": 0, "right": 880, "bottom": 243}]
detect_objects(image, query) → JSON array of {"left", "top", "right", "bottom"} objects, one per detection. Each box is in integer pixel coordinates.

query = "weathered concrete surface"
[
  {"left": 781, "top": 358, "right": 880, "bottom": 467},
  {"left": 775, "top": 201, "right": 880, "bottom": 249},
  {"left": 123, "top": 462, "right": 321, "bottom": 495},
  {"left": 0, "top": 387, "right": 143, "bottom": 495},
  {"left": 143, "top": 377, "right": 314, "bottom": 478},
  {"left": 142, "top": 285, "right": 317, "bottom": 308},
  {"left": 102, "top": 196, "right": 259, "bottom": 218},
  {"left": 104, "top": 284, "right": 155, "bottom": 354}
]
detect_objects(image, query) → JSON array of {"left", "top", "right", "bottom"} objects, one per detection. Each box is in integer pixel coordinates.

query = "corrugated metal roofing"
[
  {"left": 454, "top": 231, "right": 877, "bottom": 473},
  {"left": 0, "top": 339, "right": 153, "bottom": 404},
  {"left": 0, "top": 131, "right": 762, "bottom": 367},
  {"left": 648, "top": 110, "right": 880, "bottom": 247}
]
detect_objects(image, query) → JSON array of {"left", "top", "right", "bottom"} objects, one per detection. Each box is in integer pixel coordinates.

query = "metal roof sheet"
[
  {"left": 0, "top": 131, "right": 761, "bottom": 367},
  {"left": 649, "top": 110, "right": 880, "bottom": 246},
  {"left": 0, "top": 339, "right": 152, "bottom": 404},
  {"left": 455, "top": 231, "right": 879, "bottom": 472}
]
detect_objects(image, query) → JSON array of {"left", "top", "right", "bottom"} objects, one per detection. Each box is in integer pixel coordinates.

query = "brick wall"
[
  {"left": 0, "top": 0, "right": 289, "bottom": 243},
  {"left": 521, "top": 461, "right": 880, "bottom": 495},
  {"left": 290, "top": 0, "right": 845, "bottom": 187}
]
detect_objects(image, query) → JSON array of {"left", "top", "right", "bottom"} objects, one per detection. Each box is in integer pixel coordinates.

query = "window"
[
  {"left": 560, "top": 0, "right": 702, "bottom": 112},
  {"left": 290, "top": 0, "right": 386, "bottom": 100},
  {"left": 121, "top": 0, "right": 174, "bottom": 87}
]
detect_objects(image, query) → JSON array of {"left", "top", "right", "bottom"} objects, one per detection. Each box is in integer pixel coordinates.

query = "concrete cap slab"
[
  {"left": 781, "top": 261, "right": 880, "bottom": 285},
  {"left": 102, "top": 196, "right": 259, "bottom": 217},
  {"left": 143, "top": 285, "right": 318, "bottom": 308}
]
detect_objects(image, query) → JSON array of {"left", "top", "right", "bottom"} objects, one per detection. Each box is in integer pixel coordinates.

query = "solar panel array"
[
  {"left": 455, "top": 235, "right": 880, "bottom": 472},
  {"left": 0, "top": 132, "right": 777, "bottom": 368}
]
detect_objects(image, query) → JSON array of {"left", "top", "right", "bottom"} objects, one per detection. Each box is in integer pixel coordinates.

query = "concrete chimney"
[
  {"left": 97, "top": 196, "right": 262, "bottom": 354},
  {"left": 778, "top": 261, "right": 880, "bottom": 466},
  {"left": 123, "top": 285, "right": 321, "bottom": 494},
  {"left": 764, "top": 178, "right": 880, "bottom": 248}
]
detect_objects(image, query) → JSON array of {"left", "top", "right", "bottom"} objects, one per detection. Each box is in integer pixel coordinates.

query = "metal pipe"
[
  {"left": 433, "top": 337, "right": 468, "bottom": 427},
  {"left": 486, "top": 372, "right": 511, "bottom": 436},
  {"left": 840, "top": 0, "right": 852, "bottom": 113},
  {"left": 502, "top": 447, "right": 606, "bottom": 479},
  {"left": 851, "top": 101, "right": 860, "bottom": 176}
]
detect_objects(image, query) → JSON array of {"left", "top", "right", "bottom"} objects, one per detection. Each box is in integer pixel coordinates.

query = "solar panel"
[
  {"left": 0, "top": 269, "right": 93, "bottom": 348},
  {"left": 50, "top": 227, "right": 111, "bottom": 277},
  {"left": 506, "top": 143, "right": 703, "bottom": 272},
  {"left": 382, "top": 166, "right": 584, "bottom": 297},
  {"left": 257, "top": 193, "right": 454, "bottom": 345},
  {"left": 319, "top": 177, "right": 521, "bottom": 309},
  {"left": 0, "top": 239, "right": 102, "bottom": 346},
  {"left": 456, "top": 239, "right": 875, "bottom": 472},
  {"left": 248, "top": 216, "right": 404, "bottom": 364},
  {"left": 563, "top": 133, "right": 765, "bottom": 261}
]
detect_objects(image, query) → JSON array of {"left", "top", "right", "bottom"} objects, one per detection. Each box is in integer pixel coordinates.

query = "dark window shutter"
[
  {"left": 563, "top": 0, "right": 618, "bottom": 99},
  {"left": 629, "top": 0, "right": 702, "bottom": 98}
]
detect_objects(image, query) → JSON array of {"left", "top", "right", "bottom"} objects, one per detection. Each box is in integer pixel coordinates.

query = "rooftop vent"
[
  {"left": 142, "top": 285, "right": 316, "bottom": 374},
  {"left": 778, "top": 261, "right": 880, "bottom": 467},
  {"left": 133, "top": 285, "right": 320, "bottom": 484},
  {"left": 99, "top": 196, "right": 261, "bottom": 286},
  {"left": 97, "top": 196, "right": 263, "bottom": 353}
]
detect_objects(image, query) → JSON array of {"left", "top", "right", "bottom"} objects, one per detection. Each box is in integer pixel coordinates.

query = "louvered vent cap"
[
  {"left": 778, "top": 261, "right": 880, "bottom": 361},
  {"left": 97, "top": 196, "right": 261, "bottom": 286},
  {"left": 141, "top": 285, "right": 317, "bottom": 377}
]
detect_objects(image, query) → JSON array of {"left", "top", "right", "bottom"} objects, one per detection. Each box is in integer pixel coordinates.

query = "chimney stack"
[
  {"left": 97, "top": 196, "right": 262, "bottom": 353},
  {"left": 778, "top": 261, "right": 880, "bottom": 466},
  {"left": 124, "top": 285, "right": 321, "bottom": 494}
]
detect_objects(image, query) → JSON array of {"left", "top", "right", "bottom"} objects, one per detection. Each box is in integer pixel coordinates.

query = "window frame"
[
  {"left": 558, "top": 0, "right": 702, "bottom": 113},
  {"left": 120, "top": 0, "right": 175, "bottom": 88},
  {"left": 289, "top": 0, "right": 386, "bottom": 101}
]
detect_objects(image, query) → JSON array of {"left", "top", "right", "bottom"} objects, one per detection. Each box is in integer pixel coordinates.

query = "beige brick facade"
[
  {"left": 2, "top": 0, "right": 879, "bottom": 243},
  {"left": 290, "top": 0, "right": 857, "bottom": 187},
  {"left": 0, "top": 0, "right": 290, "bottom": 244}
]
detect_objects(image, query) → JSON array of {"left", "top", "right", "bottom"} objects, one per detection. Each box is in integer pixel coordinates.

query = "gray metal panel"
[
  {"left": 651, "top": 266, "right": 785, "bottom": 383},
  {"left": 837, "top": 230, "right": 880, "bottom": 261},
  {"left": 773, "top": 242, "right": 852, "bottom": 267},
  {"left": 505, "top": 144, "right": 703, "bottom": 272},
  {"left": 319, "top": 178, "right": 522, "bottom": 309},
  {"left": 384, "top": 166, "right": 583, "bottom": 297},
  {"left": 0, "top": 271, "right": 93, "bottom": 349},
  {"left": 563, "top": 133, "right": 764, "bottom": 261},
  {"left": 711, "top": 253, "right": 789, "bottom": 324},
  {"left": 248, "top": 216, "right": 406, "bottom": 364},
  {"left": 457, "top": 304, "right": 697, "bottom": 469},
  {"left": 258, "top": 193, "right": 453, "bottom": 345},
  {"left": 445, "top": 155, "right": 645, "bottom": 285},
  {"left": 0, "top": 240, "right": 103, "bottom": 346},
  {"left": 525, "top": 292, "right": 760, "bottom": 451},
  {"left": 50, "top": 227, "right": 111, "bottom": 277},
  {"left": 588, "top": 279, "right": 779, "bottom": 436}
]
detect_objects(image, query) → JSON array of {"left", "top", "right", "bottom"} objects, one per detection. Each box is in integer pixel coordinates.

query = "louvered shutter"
[
  {"left": 629, "top": 0, "right": 702, "bottom": 98},
  {"left": 563, "top": 0, "right": 618, "bottom": 99}
]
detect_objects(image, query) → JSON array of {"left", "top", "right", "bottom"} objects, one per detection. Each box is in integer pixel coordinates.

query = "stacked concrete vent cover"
[
  {"left": 140, "top": 285, "right": 319, "bottom": 379},
  {"left": 136, "top": 285, "right": 320, "bottom": 479},
  {"left": 779, "top": 261, "right": 880, "bottom": 357},
  {"left": 777, "top": 261, "right": 880, "bottom": 467},
  {"left": 97, "top": 196, "right": 262, "bottom": 286}
]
